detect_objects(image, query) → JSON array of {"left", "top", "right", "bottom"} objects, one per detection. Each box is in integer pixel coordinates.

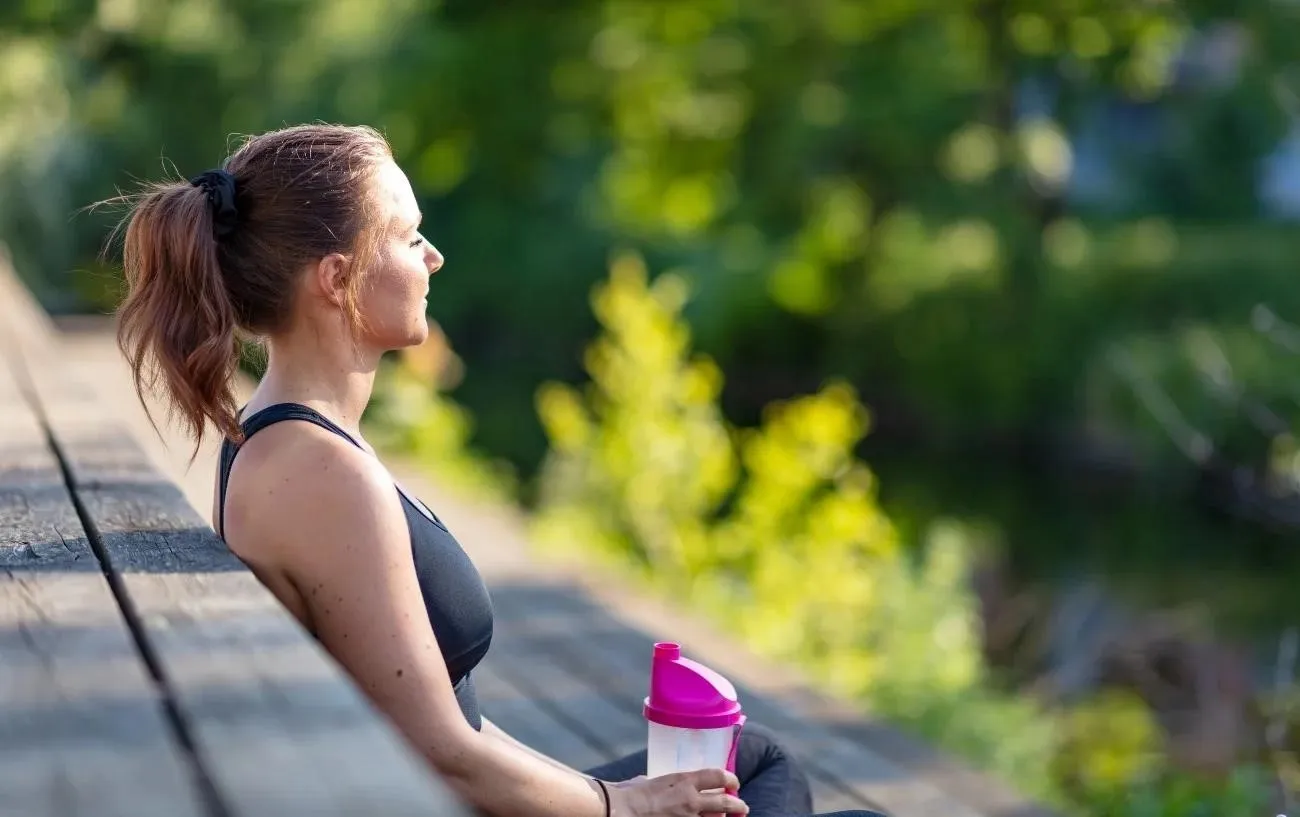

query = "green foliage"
[
  {"left": 1061, "top": 677, "right": 1278, "bottom": 815},
  {"left": 533, "top": 256, "right": 948, "bottom": 693},
  {"left": 1054, "top": 690, "right": 1164, "bottom": 801},
  {"left": 534, "top": 252, "right": 736, "bottom": 573},
  {"left": 4, "top": 3, "right": 1296, "bottom": 810},
  {"left": 8, "top": 1, "right": 1300, "bottom": 479},
  {"left": 533, "top": 257, "right": 1279, "bottom": 815},
  {"left": 533, "top": 255, "right": 1060, "bottom": 794},
  {"left": 1076, "top": 764, "right": 1274, "bottom": 817}
]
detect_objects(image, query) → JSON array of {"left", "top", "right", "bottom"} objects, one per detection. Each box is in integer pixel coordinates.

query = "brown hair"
[{"left": 112, "top": 124, "right": 393, "bottom": 453}]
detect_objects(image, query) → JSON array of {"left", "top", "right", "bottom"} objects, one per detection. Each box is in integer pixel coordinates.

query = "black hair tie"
[{"left": 189, "top": 169, "right": 239, "bottom": 239}]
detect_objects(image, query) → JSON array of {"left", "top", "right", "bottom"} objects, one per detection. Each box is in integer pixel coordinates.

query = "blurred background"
[{"left": 4, "top": 0, "right": 1300, "bottom": 813}]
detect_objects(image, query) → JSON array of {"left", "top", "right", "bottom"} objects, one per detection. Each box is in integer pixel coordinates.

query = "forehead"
[{"left": 373, "top": 160, "right": 419, "bottom": 224}]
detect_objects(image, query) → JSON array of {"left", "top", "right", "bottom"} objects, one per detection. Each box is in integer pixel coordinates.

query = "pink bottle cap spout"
[{"left": 643, "top": 641, "right": 744, "bottom": 729}]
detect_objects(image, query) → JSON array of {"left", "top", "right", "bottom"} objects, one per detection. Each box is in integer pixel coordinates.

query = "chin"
[
  {"left": 373, "top": 327, "right": 428, "bottom": 354},
  {"left": 405, "top": 321, "right": 430, "bottom": 348}
]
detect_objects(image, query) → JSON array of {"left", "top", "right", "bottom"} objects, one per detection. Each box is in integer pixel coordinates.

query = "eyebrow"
[{"left": 392, "top": 211, "right": 423, "bottom": 233}]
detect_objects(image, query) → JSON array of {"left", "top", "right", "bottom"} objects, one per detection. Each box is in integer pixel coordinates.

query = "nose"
[{"left": 425, "top": 242, "right": 444, "bottom": 275}]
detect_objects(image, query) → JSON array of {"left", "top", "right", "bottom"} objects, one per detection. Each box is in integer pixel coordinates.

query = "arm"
[
  {"left": 253, "top": 431, "right": 611, "bottom": 817},
  {"left": 480, "top": 717, "right": 588, "bottom": 779}
]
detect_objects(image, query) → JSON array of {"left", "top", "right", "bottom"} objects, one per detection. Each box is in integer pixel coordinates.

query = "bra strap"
[{"left": 217, "top": 403, "right": 364, "bottom": 537}]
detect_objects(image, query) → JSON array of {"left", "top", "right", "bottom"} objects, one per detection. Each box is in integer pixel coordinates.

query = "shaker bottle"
[{"left": 642, "top": 642, "right": 746, "bottom": 787}]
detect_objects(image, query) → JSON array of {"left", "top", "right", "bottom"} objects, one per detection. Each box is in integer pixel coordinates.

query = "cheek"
[
  {"left": 362, "top": 251, "right": 425, "bottom": 330},
  {"left": 376, "top": 266, "right": 419, "bottom": 305},
  {"left": 356, "top": 276, "right": 402, "bottom": 324}
]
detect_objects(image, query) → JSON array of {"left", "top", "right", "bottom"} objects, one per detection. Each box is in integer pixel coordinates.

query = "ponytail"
[
  {"left": 108, "top": 124, "right": 394, "bottom": 457},
  {"left": 115, "top": 180, "right": 242, "bottom": 458}
]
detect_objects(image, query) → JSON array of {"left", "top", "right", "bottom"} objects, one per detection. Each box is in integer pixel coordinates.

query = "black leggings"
[{"left": 584, "top": 722, "right": 885, "bottom": 817}]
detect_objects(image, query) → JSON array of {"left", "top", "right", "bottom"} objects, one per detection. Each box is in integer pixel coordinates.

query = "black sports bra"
[{"left": 217, "top": 402, "right": 494, "bottom": 730}]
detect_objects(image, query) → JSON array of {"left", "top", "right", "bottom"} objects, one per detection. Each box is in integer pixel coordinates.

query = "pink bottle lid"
[{"left": 643, "top": 642, "right": 744, "bottom": 729}]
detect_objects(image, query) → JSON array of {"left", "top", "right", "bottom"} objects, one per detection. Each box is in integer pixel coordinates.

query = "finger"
[
  {"left": 698, "top": 792, "right": 749, "bottom": 814},
  {"left": 688, "top": 768, "right": 740, "bottom": 793}
]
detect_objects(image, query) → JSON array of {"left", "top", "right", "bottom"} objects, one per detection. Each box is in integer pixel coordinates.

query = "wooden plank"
[
  {"left": 551, "top": 568, "right": 1061, "bottom": 817},
  {"left": 0, "top": 354, "right": 207, "bottom": 817},
  {"left": 384, "top": 462, "right": 876, "bottom": 809},
  {"left": 486, "top": 610, "right": 647, "bottom": 761},
  {"left": 488, "top": 578, "right": 986, "bottom": 817},
  {"left": 398, "top": 449, "right": 1053, "bottom": 816},
  {"left": 483, "top": 602, "right": 887, "bottom": 812},
  {"left": 486, "top": 611, "right": 880, "bottom": 811},
  {"left": 474, "top": 660, "right": 613, "bottom": 772},
  {"left": 486, "top": 582, "right": 866, "bottom": 812},
  {"left": 0, "top": 248, "right": 475, "bottom": 816},
  {"left": 30, "top": 396, "right": 475, "bottom": 817},
  {"left": 418, "top": 486, "right": 886, "bottom": 811}
]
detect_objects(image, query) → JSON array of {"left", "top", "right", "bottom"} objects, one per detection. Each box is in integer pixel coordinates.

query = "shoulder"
[{"left": 223, "top": 420, "right": 407, "bottom": 561}]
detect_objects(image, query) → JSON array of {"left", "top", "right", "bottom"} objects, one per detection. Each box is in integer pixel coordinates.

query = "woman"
[{"left": 114, "top": 123, "right": 883, "bottom": 817}]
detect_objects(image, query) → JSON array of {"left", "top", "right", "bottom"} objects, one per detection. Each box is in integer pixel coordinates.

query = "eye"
[{"left": 409, "top": 236, "right": 424, "bottom": 248}]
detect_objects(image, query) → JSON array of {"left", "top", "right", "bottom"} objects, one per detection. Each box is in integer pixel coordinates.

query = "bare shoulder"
[
  {"left": 220, "top": 420, "right": 475, "bottom": 757},
  {"left": 222, "top": 420, "right": 406, "bottom": 566}
]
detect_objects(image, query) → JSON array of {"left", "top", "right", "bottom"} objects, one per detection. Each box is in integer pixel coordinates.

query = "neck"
[{"left": 254, "top": 320, "right": 381, "bottom": 439}]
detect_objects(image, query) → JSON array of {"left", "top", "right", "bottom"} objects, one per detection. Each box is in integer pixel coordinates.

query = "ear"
[{"left": 311, "top": 252, "right": 352, "bottom": 309}]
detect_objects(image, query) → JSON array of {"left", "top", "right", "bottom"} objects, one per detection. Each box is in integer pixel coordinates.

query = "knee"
[{"left": 739, "top": 721, "right": 794, "bottom": 763}]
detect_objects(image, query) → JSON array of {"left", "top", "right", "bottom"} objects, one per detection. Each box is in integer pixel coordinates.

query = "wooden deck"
[
  {"left": 8, "top": 274, "right": 1060, "bottom": 817},
  {"left": 0, "top": 265, "right": 472, "bottom": 816}
]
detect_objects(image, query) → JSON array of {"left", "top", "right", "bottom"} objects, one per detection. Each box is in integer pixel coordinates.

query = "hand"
[{"left": 607, "top": 769, "right": 748, "bottom": 816}]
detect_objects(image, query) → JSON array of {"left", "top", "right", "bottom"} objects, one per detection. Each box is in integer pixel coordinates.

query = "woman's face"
[{"left": 356, "top": 159, "right": 443, "bottom": 351}]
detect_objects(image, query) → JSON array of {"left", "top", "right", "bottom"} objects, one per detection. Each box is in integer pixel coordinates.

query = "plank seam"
[
  {"left": 487, "top": 658, "right": 625, "bottom": 763},
  {"left": 1, "top": 324, "right": 231, "bottom": 817}
]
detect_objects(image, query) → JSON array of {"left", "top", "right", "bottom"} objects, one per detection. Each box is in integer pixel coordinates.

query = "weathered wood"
[
  {"left": 409, "top": 457, "right": 1059, "bottom": 817},
  {"left": 2, "top": 253, "right": 1056, "bottom": 817},
  {"left": 485, "top": 582, "right": 867, "bottom": 812},
  {"left": 482, "top": 601, "right": 868, "bottom": 812},
  {"left": 545, "top": 567, "right": 1060, "bottom": 817},
  {"left": 0, "top": 355, "right": 207, "bottom": 817},
  {"left": 30, "top": 394, "right": 473, "bottom": 817},
  {"left": 0, "top": 574, "right": 211, "bottom": 817},
  {"left": 488, "top": 579, "right": 988, "bottom": 817},
  {"left": 0, "top": 248, "right": 473, "bottom": 817},
  {"left": 475, "top": 660, "right": 614, "bottom": 772},
  {"left": 484, "top": 616, "right": 648, "bottom": 761},
  {"left": 0, "top": 406, "right": 94, "bottom": 572}
]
